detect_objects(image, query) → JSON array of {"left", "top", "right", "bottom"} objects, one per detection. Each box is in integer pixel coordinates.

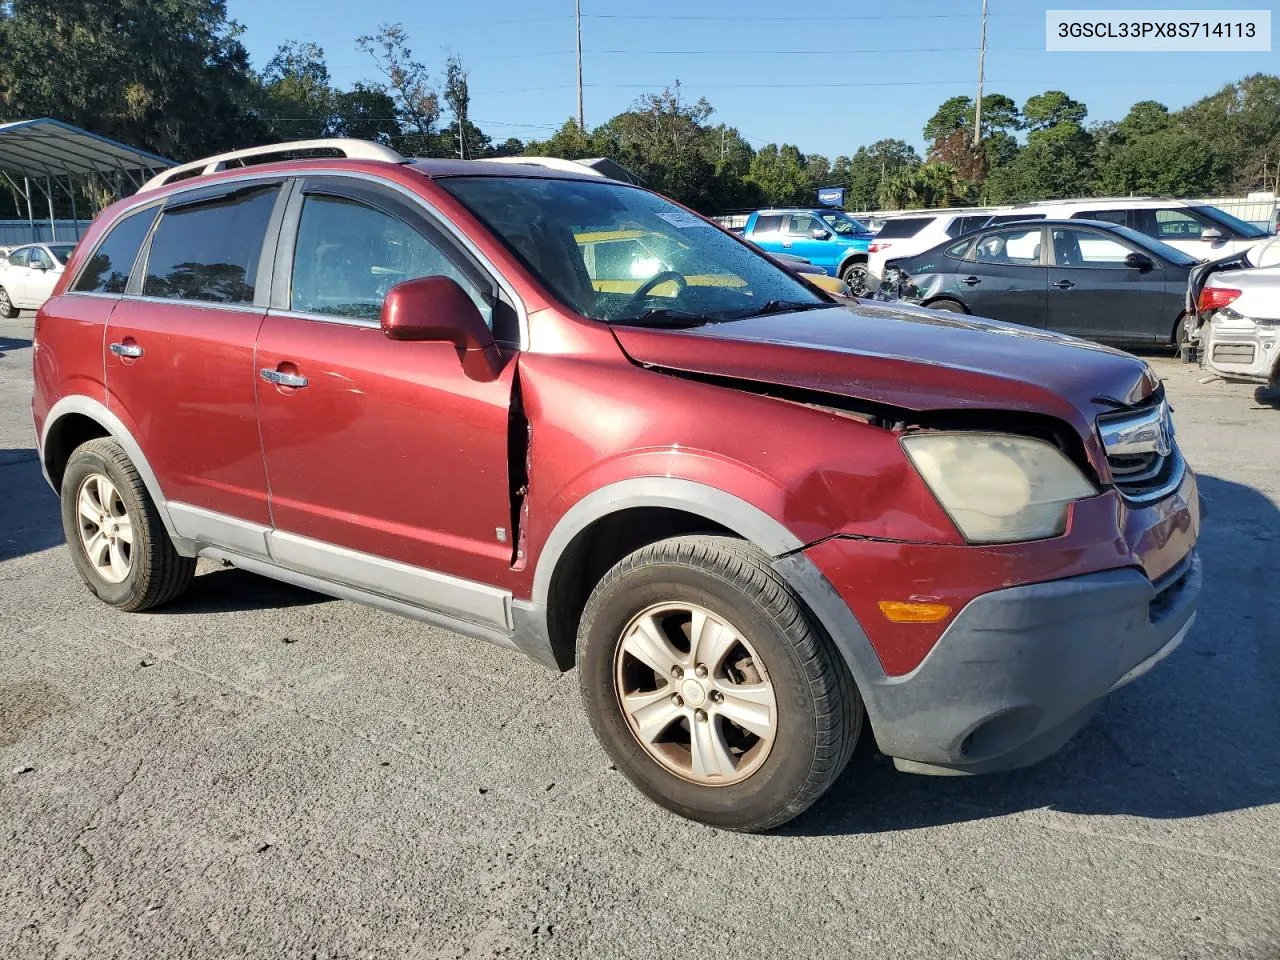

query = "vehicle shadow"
[
  {"left": 0, "top": 450, "right": 63, "bottom": 561},
  {"left": 0, "top": 336, "right": 32, "bottom": 356},
  {"left": 785, "top": 472, "right": 1280, "bottom": 836},
  {"left": 0, "top": 450, "right": 324, "bottom": 612}
]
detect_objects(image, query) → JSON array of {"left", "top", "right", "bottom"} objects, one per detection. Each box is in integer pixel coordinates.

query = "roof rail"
[{"left": 137, "top": 139, "right": 405, "bottom": 193}]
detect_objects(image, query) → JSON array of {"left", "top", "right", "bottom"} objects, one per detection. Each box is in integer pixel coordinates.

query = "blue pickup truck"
[{"left": 739, "top": 208, "right": 876, "bottom": 294}]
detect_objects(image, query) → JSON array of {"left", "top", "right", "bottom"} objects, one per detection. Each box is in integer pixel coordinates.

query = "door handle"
[
  {"left": 109, "top": 342, "right": 144, "bottom": 359},
  {"left": 260, "top": 367, "right": 309, "bottom": 388},
  {"left": 960, "top": 276, "right": 981, "bottom": 286},
  {"left": 1053, "top": 279, "right": 1076, "bottom": 290}
]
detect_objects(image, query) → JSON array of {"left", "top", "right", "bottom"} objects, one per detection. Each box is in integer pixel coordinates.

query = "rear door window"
[
  {"left": 1074, "top": 209, "right": 1129, "bottom": 226},
  {"left": 874, "top": 217, "right": 933, "bottom": 239},
  {"left": 752, "top": 214, "right": 784, "bottom": 234},
  {"left": 985, "top": 213, "right": 1046, "bottom": 226},
  {"left": 973, "top": 227, "right": 1043, "bottom": 265},
  {"left": 73, "top": 207, "right": 159, "bottom": 294},
  {"left": 8, "top": 248, "right": 29, "bottom": 268},
  {"left": 143, "top": 186, "right": 279, "bottom": 303}
]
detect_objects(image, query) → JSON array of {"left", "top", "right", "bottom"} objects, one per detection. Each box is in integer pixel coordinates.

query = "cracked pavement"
[{"left": 1, "top": 315, "right": 1278, "bottom": 959}]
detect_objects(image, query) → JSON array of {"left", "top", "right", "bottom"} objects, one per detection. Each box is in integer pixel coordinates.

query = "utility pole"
[
  {"left": 576, "top": 0, "right": 585, "bottom": 131},
  {"left": 973, "top": 0, "right": 988, "bottom": 148}
]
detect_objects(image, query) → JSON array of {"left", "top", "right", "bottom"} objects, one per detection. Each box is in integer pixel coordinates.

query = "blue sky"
[{"left": 227, "top": 0, "right": 1277, "bottom": 157}]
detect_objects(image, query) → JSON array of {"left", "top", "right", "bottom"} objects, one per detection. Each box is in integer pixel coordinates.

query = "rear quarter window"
[
  {"left": 875, "top": 217, "right": 933, "bottom": 239},
  {"left": 72, "top": 207, "right": 159, "bottom": 294}
]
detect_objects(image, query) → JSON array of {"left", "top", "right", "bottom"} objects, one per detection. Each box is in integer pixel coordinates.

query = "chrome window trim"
[
  {"left": 99, "top": 167, "right": 530, "bottom": 349},
  {"left": 115, "top": 294, "right": 265, "bottom": 314},
  {"left": 266, "top": 308, "right": 381, "bottom": 330}
]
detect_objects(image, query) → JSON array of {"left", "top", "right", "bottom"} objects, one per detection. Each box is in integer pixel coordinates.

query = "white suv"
[
  {"left": 866, "top": 208, "right": 999, "bottom": 286},
  {"left": 989, "top": 198, "right": 1271, "bottom": 262}
]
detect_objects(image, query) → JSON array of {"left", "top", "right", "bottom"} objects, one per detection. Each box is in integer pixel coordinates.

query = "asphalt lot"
[{"left": 1, "top": 312, "right": 1277, "bottom": 960}]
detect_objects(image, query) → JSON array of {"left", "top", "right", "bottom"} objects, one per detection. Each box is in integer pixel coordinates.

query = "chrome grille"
[{"left": 1097, "top": 399, "right": 1185, "bottom": 504}]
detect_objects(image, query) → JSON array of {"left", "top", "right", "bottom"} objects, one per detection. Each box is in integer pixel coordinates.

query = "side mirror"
[
  {"left": 381, "top": 275, "right": 502, "bottom": 380},
  {"left": 1200, "top": 227, "right": 1225, "bottom": 243},
  {"left": 810, "top": 228, "right": 831, "bottom": 241},
  {"left": 1124, "top": 252, "right": 1154, "bottom": 271},
  {"left": 32, "top": 260, "right": 48, "bottom": 272}
]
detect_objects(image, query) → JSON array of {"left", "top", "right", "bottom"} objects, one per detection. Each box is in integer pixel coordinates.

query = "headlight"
[{"left": 901, "top": 433, "right": 1096, "bottom": 543}]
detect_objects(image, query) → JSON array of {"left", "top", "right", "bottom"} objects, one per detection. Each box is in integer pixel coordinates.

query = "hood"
[{"left": 612, "top": 302, "right": 1159, "bottom": 456}]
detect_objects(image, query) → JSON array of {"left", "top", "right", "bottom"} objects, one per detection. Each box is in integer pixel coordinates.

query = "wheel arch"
[
  {"left": 40, "top": 396, "right": 193, "bottom": 554},
  {"left": 523, "top": 479, "right": 805, "bottom": 671},
  {"left": 922, "top": 296, "right": 969, "bottom": 313}
]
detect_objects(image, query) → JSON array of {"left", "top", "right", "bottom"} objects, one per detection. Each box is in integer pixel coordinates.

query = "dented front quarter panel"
[{"left": 508, "top": 341, "right": 963, "bottom": 598}]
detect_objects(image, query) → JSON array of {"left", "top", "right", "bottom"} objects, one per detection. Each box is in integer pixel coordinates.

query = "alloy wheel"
[
  {"left": 75, "top": 472, "right": 134, "bottom": 583},
  {"left": 613, "top": 602, "right": 777, "bottom": 786}
]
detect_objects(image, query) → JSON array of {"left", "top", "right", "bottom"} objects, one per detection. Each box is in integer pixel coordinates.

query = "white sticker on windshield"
[{"left": 655, "top": 210, "right": 707, "bottom": 229}]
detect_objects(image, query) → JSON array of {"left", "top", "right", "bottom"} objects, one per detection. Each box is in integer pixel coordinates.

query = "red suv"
[{"left": 32, "top": 141, "right": 1201, "bottom": 831}]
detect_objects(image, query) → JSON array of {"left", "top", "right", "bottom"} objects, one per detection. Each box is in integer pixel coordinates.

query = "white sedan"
[{"left": 0, "top": 241, "right": 77, "bottom": 317}]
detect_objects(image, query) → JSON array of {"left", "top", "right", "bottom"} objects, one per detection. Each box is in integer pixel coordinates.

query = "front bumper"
[
  {"left": 867, "top": 552, "right": 1200, "bottom": 774},
  {"left": 775, "top": 473, "right": 1202, "bottom": 776}
]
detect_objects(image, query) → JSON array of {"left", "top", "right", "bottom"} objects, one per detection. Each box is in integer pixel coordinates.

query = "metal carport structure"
[{"left": 0, "top": 117, "right": 174, "bottom": 243}]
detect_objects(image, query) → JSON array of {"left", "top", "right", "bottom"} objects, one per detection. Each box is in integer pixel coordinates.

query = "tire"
[
  {"left": 1174, "top": 313, "right": 1196, "bottom": 362},
  {"left": 925, "top": 298, "right": 966, "bottom": 313},
  {"left": 577, "top": 535, "right": 862, "bottom": 832},
  {"left": 60, "top": 437, "right": 195, "bottom": 611},
  {"left": 0, "top": 286, "right": 17, "bottom": 319},
  {"left": 839, "top": 260, "right": 870, "bottom": 297}
]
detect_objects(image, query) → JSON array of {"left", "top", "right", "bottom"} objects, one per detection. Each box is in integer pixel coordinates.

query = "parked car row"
[
  {"left": 0, "top": 241, "right": 78, "bottom": 317},
  {"left": 875, "top": 219, "right": 1198, "bottom": 347}
]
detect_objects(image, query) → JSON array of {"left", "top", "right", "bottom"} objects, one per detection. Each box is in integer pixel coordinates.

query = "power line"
[{"left": 582, "top": 11, "right": 1035, "bottom": 20}]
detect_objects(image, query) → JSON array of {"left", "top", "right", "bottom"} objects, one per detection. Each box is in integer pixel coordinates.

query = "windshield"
[
  {"left": 47, "top": 243, "right": 77, "bottom": 265},
  {"left": 438, "top": 177, "right": 827, "bottom": 323},
  {"left": 817, "top": 211, "right": 871, "bottom": 236},
  {"left": 1110, "top": 224, "right": 1200, "bottom": 266},
  {"left": 1192, "top": 205, "right": 1268, "bottom": 239}
]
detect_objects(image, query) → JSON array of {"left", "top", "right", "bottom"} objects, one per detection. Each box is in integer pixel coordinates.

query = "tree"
[
  {"left": 0, "top": 0, "right": 267, "bottom": 161},
  {"left": 259, "top": 41, "right": 333, "bottom": 141},
  {"left": 440, "top": 53, "right": 481, "bottom": 160},
  {"left": 356, "top": 23, "right": 439, "bottom": 155},
  {"left": 595, "top": 84, "right": 722, "bottom": 208},
  {"left": 330, "top": 84, "right": 401, "bottom": 144},
  {"left": 840, "top": 139, "right": 920, "bottom": 210},
  {"left": 1022, "top": 90, "right": 1087, "bottom": 131},
  {"left": 986, "top": 90, "right": 1094, "bottom": 202},
  {"left": 746, "top": 144, "right": 812, "bottom": 206}
]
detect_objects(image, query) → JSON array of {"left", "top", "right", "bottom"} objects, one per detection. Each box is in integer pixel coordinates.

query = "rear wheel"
[
  {"left": 60, "top": 438, "right": 195, "bottom": 611},
  {"left": 577, "top": 535, "right": 861, "bottom": 832},
  {"left": 0, "top": 286, "right": 16, "bottom": 319},
  {"left": 839, "top": 260, "right": 870, "bottom": 297}
]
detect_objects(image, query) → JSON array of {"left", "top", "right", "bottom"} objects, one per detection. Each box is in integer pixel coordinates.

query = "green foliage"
[
  {"left": 0, "top": 4, "right": 1275, "bottom": 216},
  {"left": 0, "top": 0, "right": 268, "bottom": 159}
]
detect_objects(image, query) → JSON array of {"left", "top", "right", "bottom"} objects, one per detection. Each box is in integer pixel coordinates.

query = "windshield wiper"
[
  {"left": 727, "top": 300, "right": 830, "bottom": 319},
  {"left": 610, "top": 308, "right": 710, "bottom": 329}
]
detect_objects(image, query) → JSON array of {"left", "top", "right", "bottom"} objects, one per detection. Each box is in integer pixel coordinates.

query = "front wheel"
[
  {"left": 577, "top": 536, "right": 861, "bottom": 831},
  {"left": 839, "top": 261, "right": 871, "bottom": 297}
]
